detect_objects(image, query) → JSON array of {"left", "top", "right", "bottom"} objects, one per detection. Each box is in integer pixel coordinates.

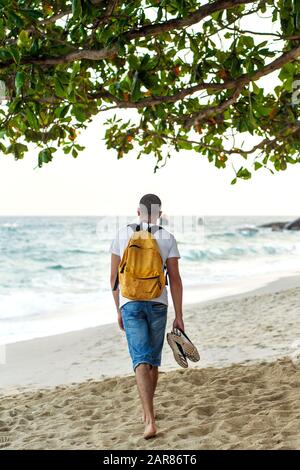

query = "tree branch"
[
  {"left": 28, "top": 40, "right": 300, "bottom": 131},
  {"left": 185, "top": 84, "right": 245, "bottom": 127},
  {"left": 155, "top": 121, "right": 300, "bottom": 158},
  {"left": 39, "top": 10, "right": 71, "bottom": 25},
  {"left": 123, "top": 0, "right": 255, "bottom": 41},
  {"left": 105, "top": 0, "right": 119, "bottom": 17},
  {"left": 235, "top": 122, "right": 300, "bottom": 156},
  {"left": 181, "top": 44, "right": 300, "bottom": 127},
  {"left": 0, "top": 0, "right": 255, "bottom": 67},
  {"left": 91, "top": 43, "right": 300, "bottom": 115},
  {"left": 18, "top": 46, "right": 118, "bottom": 66}
]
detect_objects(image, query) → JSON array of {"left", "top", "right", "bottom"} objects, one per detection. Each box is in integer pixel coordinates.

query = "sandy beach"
[{"left": 1, "top": 276, "right": 300, "bottom": 449}]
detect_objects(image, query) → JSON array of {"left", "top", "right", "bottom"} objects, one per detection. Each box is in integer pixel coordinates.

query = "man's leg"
[
  {"left": 121, "top": 302, "right": 156, "bottom": 438},
  {"left": 150, "top": 366, "right": 159, "bottom": 396},
  {"left": 135, "top": 363, "right": 157, "bottom": 438},
  {"left": 147, "top": 302, "right": 168, "bottom": 419},
  {"left": 142, "top": 365, "right": 158, "bottom": 422}
]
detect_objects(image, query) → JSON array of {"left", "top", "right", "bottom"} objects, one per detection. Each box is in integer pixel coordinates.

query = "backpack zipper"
[
  {"left": 136, "top": 275, "right": 160, "bottom": 279},
  {"left": 137, "top": 275, "right": 162, "bottom": 288}
]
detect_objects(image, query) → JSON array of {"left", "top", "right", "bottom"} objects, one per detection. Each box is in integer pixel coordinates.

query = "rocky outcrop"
[
  {"left": 259, "top": 222, "right": 289, "bottom": 231},
  {"left": 284, "top": 217, "right": 300, "bottom": 230},
  {"left": 259, "top": 217, "right": 300, "bottom": 231}
]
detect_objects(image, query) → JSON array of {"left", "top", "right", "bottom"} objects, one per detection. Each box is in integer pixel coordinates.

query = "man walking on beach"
[{"left": 109, "top": 194, "right": 184, "bottom": 439}]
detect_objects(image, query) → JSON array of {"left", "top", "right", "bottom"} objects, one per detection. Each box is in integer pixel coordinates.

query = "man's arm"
[
  {"left": 110, "top": 253, "right": 124, "bottom": 330},
  {"left": 166, "top": 257, "right": 184, "bottom": 331}
]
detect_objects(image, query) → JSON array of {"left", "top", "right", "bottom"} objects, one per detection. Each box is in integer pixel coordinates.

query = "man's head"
[{"left": 138, "top": 194, "right": 162, "bottom": 223}]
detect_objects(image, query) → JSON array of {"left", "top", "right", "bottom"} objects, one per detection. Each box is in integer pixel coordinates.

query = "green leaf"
[
  {"left": 54, "top": 104, "right": 70, "bottom": 119},
  {"left": 237, "top": 167, "right": 252, "bottom": 180},
  {"left": 242, "top": 36, "right": 254, "bottom": 49},
  {"left": 157, "top": 6, "right": 163, "bottom": 21},
  {"left": 294, "top": 0, "right": 300, "bottom": 13},
  {"left": 140, "top": 54, "right": 150, "bottom": 70},
  {"left": 230, "top": 55, "right": 241, "bottom": 78},
  {"left": 260, "top": 1, "right": 267, "bottom": 13},
  {"left": 128, "top": 55, "right": 140, "bottom": 70},
  {"left": 252, "top": 81, "right": 262, "bottom": 95},
  {"left": 280, "top": 159, "right": 287, "bottom": 170},
  {"left": 63, "top": 146, "right": 72, "bottom": 154},
  {"left": 25, "top": 106, "right": 39, "bottom": 129},
  {"left": 38, "top": 148, "right": 54, "bottom": 167},
  {"left": 283, "top": 76, "right": 294, "bottom": 91},
  {"left": 72, "top": 105, "right": 86, "bottom": 122},
  {"left": 0, "top": 18, "right": 4, "bottom": 41},
  {"left": 17, "top": 30, "right": 31, "bottom": 49},
  {"left": 9, "top": 46, "right": 20, "bottom": 64},
  {"left": 131, "top": 71, "right": 141, "bottom": 102},
  {"left": 54, "top": 76, "right": 67, "bottom": 98},
  {"left": 211, "top": 10, "right": 224, "bottom": 22},
  {"left": 0, "top": 49, "right": 11, "bottom": 60},
  {"left": 295, "top": 11, "right": 300, "bottom": 30},
  {"left": 72, "top": 0, "right": 82, "bottom": 19},
  {"left": 189, "top": 36, "right": 199, "bottom": 60},
  {"left": 15, "top": 71, "right": 25, "bottom": 93},
  {"left": 6, "top": 142, "right": 28, "bottom": 159},
  {"left": 21, "top": 8, "right": 43, "bottom": 20},
  {"left": 8, "top": 11, "right": 24, "bottom": 28}
]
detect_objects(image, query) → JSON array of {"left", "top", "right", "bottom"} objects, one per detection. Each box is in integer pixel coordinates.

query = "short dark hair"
[{"left": 139, "top": 194, "right": 162, "bottom": 220}]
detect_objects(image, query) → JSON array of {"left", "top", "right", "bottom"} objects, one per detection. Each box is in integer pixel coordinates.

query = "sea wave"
[
  {"left": 1, "top": 222, "right": 19, "bottom": 229},
  {"left": 47, "top": 264, "right": 85, "bottom": 270},
  {"left": 65, "top": 249, "right": 99, "bottom": 255},
  {"left": 182, "top": 244, "right": 298, "bottom": 262}
]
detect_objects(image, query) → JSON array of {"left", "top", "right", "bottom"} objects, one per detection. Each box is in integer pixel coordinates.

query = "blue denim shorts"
[{"left": 121, "top": 301, "right": 168, "bottom": 371}]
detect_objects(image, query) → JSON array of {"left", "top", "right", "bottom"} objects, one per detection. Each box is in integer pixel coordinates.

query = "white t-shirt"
[{"left": 109, "top": 221, "right": 181, "bottom": 307}]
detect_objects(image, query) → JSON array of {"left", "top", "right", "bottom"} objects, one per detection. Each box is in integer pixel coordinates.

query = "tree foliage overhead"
[{"left": 1, "top": 0, "right": 300, "bottom": 181}]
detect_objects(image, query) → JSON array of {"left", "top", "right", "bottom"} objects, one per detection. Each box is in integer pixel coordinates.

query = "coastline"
[
  {"left": 1, "top": 273, "right": 300, "bottom": 393},
  {"left": 1, "top": 274, "right": 300, "bottom": 449}
]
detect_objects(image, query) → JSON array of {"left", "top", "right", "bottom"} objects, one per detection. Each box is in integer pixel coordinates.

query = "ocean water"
[{"left": 0, "top": 215, "right": 300, "bottom": 344}]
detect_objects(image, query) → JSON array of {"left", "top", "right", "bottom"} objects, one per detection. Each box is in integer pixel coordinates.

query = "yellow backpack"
[{"left": 114, "top": 223, "right": 167, "bottom": 300}]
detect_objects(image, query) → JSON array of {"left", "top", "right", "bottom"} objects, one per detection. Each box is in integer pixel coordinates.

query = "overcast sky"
[{"left": 1, "top": 6, "right": 299, "bottom": 217}]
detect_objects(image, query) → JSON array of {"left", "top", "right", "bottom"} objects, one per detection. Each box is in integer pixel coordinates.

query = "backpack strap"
[
  {"left": 146, "top": 225, "right": 168, "bottom": 285},
  {"left": 148, "top": 224, "right": 163, "bottom": 235},
  {"left": 127, "top": 223, "right": 139, "bottom": 232},
  {"left": 164, "top": 263, "right": 169, "bottom": 286},
  {"left": 130, "top": 223, "right": 163, "bottom": 234},
  {"left": 112, "top": 273, "right": 119, "bottom": 291}
]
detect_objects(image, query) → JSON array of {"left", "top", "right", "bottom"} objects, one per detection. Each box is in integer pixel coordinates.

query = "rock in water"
[
  {"left": 284, "top": 217, "right": 300, "bottom": 230},
  {"left": 258, "top": 222, "right": 288, "bottom": 231}
]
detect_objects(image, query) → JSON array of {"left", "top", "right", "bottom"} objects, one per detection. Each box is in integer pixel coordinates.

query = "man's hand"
[
  {"left": 118, "top": 310, "right": 124, "bottom": 331},
  {"left": 173, "top": 317, "right": 184, "bottom": 332}
]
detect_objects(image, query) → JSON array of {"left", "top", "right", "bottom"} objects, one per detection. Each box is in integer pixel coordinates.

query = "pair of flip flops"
[{"left": 167, "top": 327, "right": 200, "bottom": 368}]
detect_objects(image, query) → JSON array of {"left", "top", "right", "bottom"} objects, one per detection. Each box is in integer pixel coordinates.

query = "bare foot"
[{"left": 143, "top": 421, "right": 157, "bottom": 440}]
